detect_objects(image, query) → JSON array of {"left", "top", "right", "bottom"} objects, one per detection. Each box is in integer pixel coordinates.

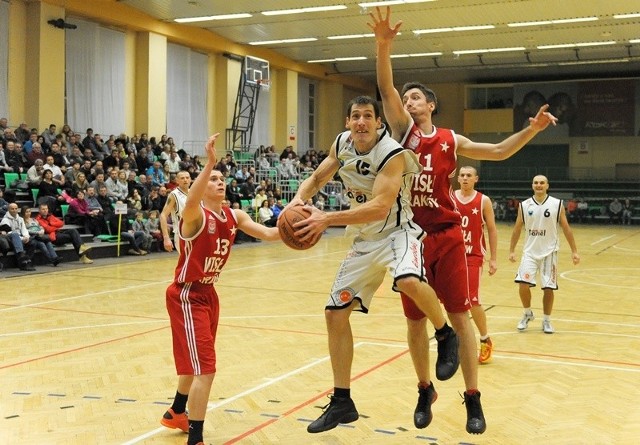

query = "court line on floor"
[
  {"left": 0, "top": 320, "right": 167, "bottom": 338},
  {"left": 590, "top": 234, "right": 616, "bottom": 245}
]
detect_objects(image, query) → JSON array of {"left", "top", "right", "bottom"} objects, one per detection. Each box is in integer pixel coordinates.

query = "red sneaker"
[{"left": 161, "top": 408, "right": 188, "bottom": 433}]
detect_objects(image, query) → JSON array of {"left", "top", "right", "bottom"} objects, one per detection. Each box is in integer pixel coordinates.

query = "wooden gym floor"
[{"left": 1, "top": 223, "right": 639, "bottom": 445}]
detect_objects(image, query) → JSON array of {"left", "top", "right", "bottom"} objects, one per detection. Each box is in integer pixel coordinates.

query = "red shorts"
[
  {"left": 166, "top": 281, "right": 220, "bottom": 375},
  {"left": 401, "top": 224, "right": 471, "bottom": 317},
  {"left": 467, "top": 264, "right": 483, "bottom": 307}
]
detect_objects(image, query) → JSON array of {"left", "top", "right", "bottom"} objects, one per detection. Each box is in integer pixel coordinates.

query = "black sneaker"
[
  {"left": 307, "top": 395, "right": 359, "bottom": 433},
  {"left": 435, "top": 328, "right": 459, "bottom": 380},
  {"left": 414, "top": 383, "right": 438, "bottom": 429},
  {"left": 463, "top": 391, "right": 486, "bottom": 434}
]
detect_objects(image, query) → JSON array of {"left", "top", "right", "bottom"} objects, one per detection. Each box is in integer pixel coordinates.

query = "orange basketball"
[{"left": 277, "top": 205, "right": 320, "bottom": 250}]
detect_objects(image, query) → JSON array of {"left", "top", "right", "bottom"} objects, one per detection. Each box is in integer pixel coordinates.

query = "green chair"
[
  {"left": 32, "top": 188, "right": 40, "bottom": 206},
  {"left": 3, "top": 172, "right": 19, "bottom": 189},
  {"left": 20, "top": 173, "right": 29, "bottom": 181},
  {"left": 60, "top": 204, "right": 70, "bottom": 221}
]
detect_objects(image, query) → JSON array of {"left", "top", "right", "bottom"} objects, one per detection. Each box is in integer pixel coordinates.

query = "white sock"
[
  {"left": 543, "top": 314, "right": 551, "bottom": 322},
  {"left": 524, "top": 308, "right": 533, "bottom": 315}
]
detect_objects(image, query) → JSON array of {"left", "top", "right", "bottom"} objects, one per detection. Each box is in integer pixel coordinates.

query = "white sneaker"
[
  {"left": 542, "top": 319, "right": 555, "bottom": 334},
  {"left": 517, "top": 311, "right": 535, "bottom": 331}
]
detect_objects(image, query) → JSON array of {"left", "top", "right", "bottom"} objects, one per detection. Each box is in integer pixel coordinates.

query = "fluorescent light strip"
[
  {"left": 558, "top": 58, "right": 629, "bottom": 66},
  {"left": 308, "top": 56, "right": 368, "bottom": 63},
  {"left": 358, "top": 0, "right": 436, "bottom": 6},
  {"left": 508, "top": 16, "right": 598, "bottom": 27},
  {"left": 538, "top": 41, "right": 616, "bottom": 49},
  {"left": 630, "top": 39, "right": 640, "bottom": 43},
  {"left": 413, "top": 25, "right": 494, "bottom": 35},
  {"left": 175, "top": 13, "right": 252, "bottom": 23},
  {"left": 453, "top": 47, "right": 525, "bottom": 55},
  {"left": 327, "top": 33, "right": 375, "bottom": 40},
  {"left": 262, "top": 5, "right": 346, "bottom": 16},
  {"left": 613, "top": 13, "right": 640, "bottom": 19},
  {"left": 249, "top": 38, "right": 317, "bottom": 46}
]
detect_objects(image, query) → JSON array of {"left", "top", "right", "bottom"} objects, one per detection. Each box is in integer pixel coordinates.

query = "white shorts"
[
  {"left": 515, "top": 251, "right": 558, "bottom": 289},
  {"left": 327, "top": 227, "right": 426, "bottom": 313}
]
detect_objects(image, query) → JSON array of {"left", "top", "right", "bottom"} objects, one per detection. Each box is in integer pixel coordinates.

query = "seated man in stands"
[
  {"left": 608, "top": 198, "right": 623, "bottom": 224},
  {"left": 576, "top": 198, "right": 589, "bottom": 223},
  {"left": 35, "top": 203, "right": 94, "bottom": 264},
  {"left": 0, "top": 202, "right": 37, "bottom": 271}
]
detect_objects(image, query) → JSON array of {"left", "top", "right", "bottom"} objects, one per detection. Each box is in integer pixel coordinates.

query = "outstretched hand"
[
  {"left": 205, "top": 133, "right": 220, "bottom": 166},
  {"left": 367, "top": 6, "right": 402, "bottom": 43},
  {"left": 528, "top": 104, "right": 558, "bottom": 132}
]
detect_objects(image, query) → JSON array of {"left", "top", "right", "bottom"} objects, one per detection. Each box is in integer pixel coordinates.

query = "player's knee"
[{"left": 395, "top": 275, "right": 421, "bottom": 297}]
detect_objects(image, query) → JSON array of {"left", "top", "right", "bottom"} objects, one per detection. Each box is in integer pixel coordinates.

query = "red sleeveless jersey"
[
  {"left": 173, "top": 205, "right": 238, "bottom": 285},
  {"left": 453, "top": 190, "right": 487, "bottom": 266},
  {"left": 402, "top": 124, "right": 461, "bottom": 231}
]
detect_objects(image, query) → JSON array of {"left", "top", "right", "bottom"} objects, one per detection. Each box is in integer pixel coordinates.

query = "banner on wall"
[
  {"left": 513, "top": 79, "right": 638, "bottom": 137},
  {"left": 573, "top": 80, "right": 636, "bottom": 137}
]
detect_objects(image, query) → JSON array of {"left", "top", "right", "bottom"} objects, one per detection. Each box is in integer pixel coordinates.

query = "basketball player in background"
[
  {"left": 288, "top": 95, "right": 458, "bottom": 434},
  {"left": 160, "top": 170, "right": 191, "bottom": 252},
  {"left": 509, "top": 174, "right": 579, "bottom": 334},
  {"left": 159, "top": 134, "right": 280, "bottom": 445},
  {"left": 453, "top": 167, "right": 498, "bottom": 364}
]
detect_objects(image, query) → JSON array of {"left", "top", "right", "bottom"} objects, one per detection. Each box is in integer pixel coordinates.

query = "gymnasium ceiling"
[{"left": 117, "top": 0, "right": 640, "bottom": 86}]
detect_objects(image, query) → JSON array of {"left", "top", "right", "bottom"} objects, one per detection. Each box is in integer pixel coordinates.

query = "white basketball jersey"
[
  {"left": 335, "top": 126, "right": 422, "bottom": 241},
  {"left": 170, "top": 188, "right": 188, "bottom": 225},
  {"left": 520, "top": 195, "right": 562, "bottom": 259}
]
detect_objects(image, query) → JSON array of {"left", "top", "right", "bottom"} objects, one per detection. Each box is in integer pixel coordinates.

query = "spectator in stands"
[
  {"left": 70, "top": 170, "right": 89, "bottom": 197},
  {"left": 64, "top": 160, "right": 82, "bottom": 185},
  {"left": 128, "top": 188, "right": 143, "bottom": 212},
  {"left": 240, "top": 176, "right": 256, "bottom": 201},
  {"left": 165, "top": 151, "right": 181, "bottom": 174},
  {"left": 337, "top": 189, "right": 351, "bottom": 210},
  {"left": 565, "top": 199, "right": 578, "bottom": 222},
  {"left": 271, "top": 198, "right": 284, "bottom": 219},
  {"left": 89, "top": 171, "right": 106, "bottom": 195},
  {"left": 27, "top": 142, "right": 46, "bottom": 166},
  {"left": 5, "top": 141, "right": 25, "bottom": 173},
  {"left": 235, "top": 166, "right": 250, "bottom": 183},
  {"left": 103, "top": 149, "right": 121, "bottom": 171},
  {"left": 142, "top": 187, "right": 164, "bottom": 213},
  {"left": 506, "top": 197, "right": 520, "bottom": 221},
  {"left": 258, "top": 199, "right": 277, "bottom": 227},
  {"left": 254, "top": 188, "right": 268, "bottom": 209},
  {"left": 608, "top": 198, "right": 623, "bottom": 224},
  {"left": 67, "top": 189, "right": 102, "bottom": 236},
  {"left": 0, "top": 189, "right": 7, "bottom": 219},
  {"left": 21, "top": 206, "right": 60, "bottom": 266},
  {"left": 144, "top": 209, "right": 164, "bottom": 252},
  {"left": 50, "top": 142, "right": 66, "bottom": 167},
  {"left": 26, "top": 159, "right": 45, "bottom": 187},
  {"left": 0, "top": 142, "right": 12, "bottom": 173},
  {"left": 41, "top": 124, "right": 57, "bottom": 147},
  {"left": 88, "top": 133, "right": 106, "bottom": 160},
  {"left": 119, "top": 214, "right": 148, "bottom": 256},
  {"left": 132, "top": 211, "right": 153, "bottom": 252},
  {"left": 576, "top": 198, "right": 589, "bottom": 223},
  {"left": 258, "top": 153, "right": 271, "bottom": 170},
  {"left": 105, "top": 169, "right": 128, "bottom": 201},
  {"left": 147, "top": 161, "right": 166, "bottom": 187},
  {"left": 15, "top": 123, "right": 30, "bottom": 144},
  {"left": 36, "top": 203, "right": 93, "bottom": 264},
  {"left": 622, "top": 199, "right": 633, "bottom": 225},
  {"left": 0, "top": 202, "right": 37, "bottom": 270},
  {"left": 23, "top": 132, "right": 38, "bottom": 155},
  {"left": 0, "top": 117, "right": 8, "bottom": 132},
  {"left": 69, "top": 146, "right": 85, "bottom": 167},
  {"left": 43, "top": 155, "right": 66, "bottom": 187},
  {"left": 38, "top": 169, "right": 65, "bottom": 214},
  {"left": 138, "top": 174, "right": 153, "bottom": 197},
  {"left": 225, "top": 178, "right": 242, "bottom": 206},
  {"left": 280, "top": 145, "right": 295, "bottom": 160}
]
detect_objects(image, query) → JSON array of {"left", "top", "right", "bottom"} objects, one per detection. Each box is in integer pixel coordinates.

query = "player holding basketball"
[
  {"left": 288, "top": 95, "right": 459, "bottom": 434},
  {"left": 160, "top": 134, "right": 280, "bottom": 445},
  {"left": 160, "top": 170, "right": 191, "bottom": 252},
  {"left": 509, "top": 174, "right": 579, "bottom": 334},
  {"left": 369, "top": 6, "right": 558, "bottom": 434},
  {"left": 453, "top": 166, "right": 498, "bottom": 364}
]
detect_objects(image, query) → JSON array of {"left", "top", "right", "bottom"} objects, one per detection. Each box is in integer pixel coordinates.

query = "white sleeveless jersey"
[
  {"left": 520, "top": 195, "right": 562, "bottom": 259},
  {"left": 335, "top": 126, "right": 422, "bottom": 241},
  {"left": 170, "top": 187, "right": 188, "bottom": 224}
]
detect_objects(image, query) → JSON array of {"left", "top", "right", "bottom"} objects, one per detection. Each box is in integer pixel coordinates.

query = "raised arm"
[
  {"left": 457, "top": 105, "right": 558, "bottom": 160},
  {"left": 368, "top": 6, "right": 412, "bottom": 139},
  {"left": 180, "top": 134, "right": 219, "bottom": 237}
]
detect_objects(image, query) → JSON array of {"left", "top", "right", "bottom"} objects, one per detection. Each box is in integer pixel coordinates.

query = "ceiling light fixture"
[
  {"left": 453, "top": 47, "right": 525, "bottom": 55},
  {"left": 508, "top": 16, "right": 598, "bottom": 27},
  {"left": 174, "top": 13, "right": 252, "bottom": 23},
  {"left": 308, "top": 56, "right": 368, "bottom": 63},
  {"left": 327, "top": 33, "right": 375, "bottom": 40},
  {"left": 558, "top": 58, "right": 629, "bottom": 66},
  {"left": 538, "top": 41, "right": 616, "bottom": 49},
  {"left": 413, "top": 25, "right": 494, "bottom": 35},
  {"left": 613, "top": 13, "right": 640, "bottom": 19},
  {"left": 262, "top": 5, "right": 347, "bottom": 16},
  {"left": 249, "top": 38, "right": 318, "bottom": 45},
  {"left": 358, "top": 0, "right": 437, "bottom": 7}
]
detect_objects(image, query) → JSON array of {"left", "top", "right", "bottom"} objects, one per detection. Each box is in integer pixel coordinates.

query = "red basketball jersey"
[
  {"left": 453, "top": 190, "right": 487, "bottom": 266},
  {"left": 402, "top": 124, "right": 461, "bottom": 231},
  {"left": 173, "top": 205, "right": 238, "bottom": 284}
]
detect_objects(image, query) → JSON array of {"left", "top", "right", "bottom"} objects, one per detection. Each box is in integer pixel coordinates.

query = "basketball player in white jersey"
[
  {"left": 160, "top": 170, "right": 191, "bottom": 252},
  {"left": 509, "top": 175, "right": 580, "bottom": 333},
  {"left": 288, "top": 96, "right": 457, "bottom": 434}
]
